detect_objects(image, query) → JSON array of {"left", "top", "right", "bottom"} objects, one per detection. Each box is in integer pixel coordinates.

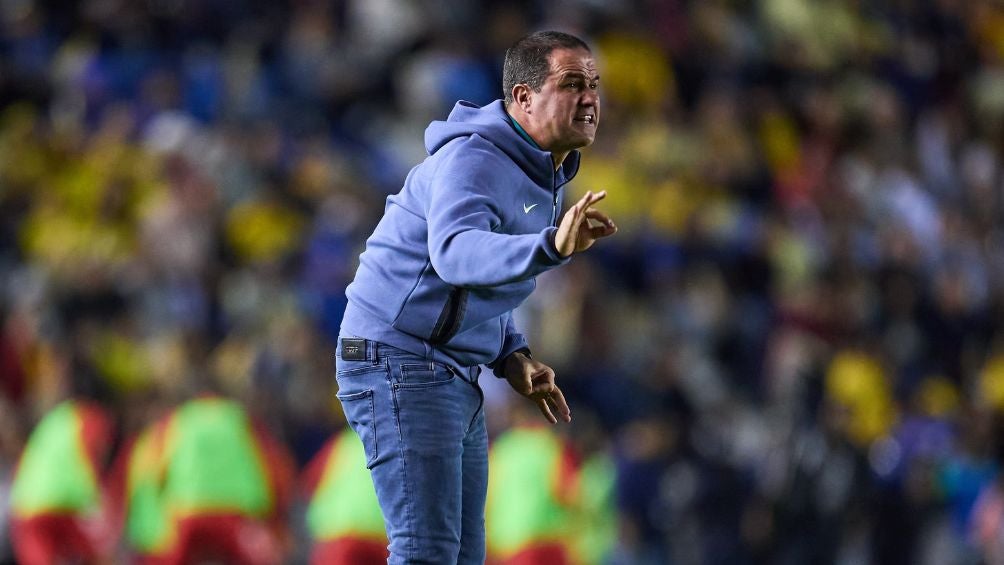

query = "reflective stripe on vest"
[{"left": 306, "top": 429, "right": 386, "bottom": 541}]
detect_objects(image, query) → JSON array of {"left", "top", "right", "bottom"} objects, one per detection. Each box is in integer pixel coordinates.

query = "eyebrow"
[{"left": 559, "top": 72, "right": 600, "bottom": 82}]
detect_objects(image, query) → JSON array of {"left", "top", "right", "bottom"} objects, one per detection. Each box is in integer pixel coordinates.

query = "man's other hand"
[
  {"left": 502, "top": 352, "right": 571, "bottom": 424},
  {"left": 554, "top": 190, "right": 617, "bottom": 258}
]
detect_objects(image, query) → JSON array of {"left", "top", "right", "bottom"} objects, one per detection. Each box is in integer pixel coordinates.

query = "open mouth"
[{"left": 574, "top": 115, "right": 595, "bottom": 124}]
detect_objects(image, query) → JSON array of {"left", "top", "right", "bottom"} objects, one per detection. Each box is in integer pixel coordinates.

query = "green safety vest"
[
  {"left": 124, "top": 427, "right": 173, "bottom": 553},
  {"left": 10, "top": 401, "right": 100, "bottom": 517},
  {"left": 572, "top": 453, "right": 617, "bottom": 565},
  {"left": 306, "top": 429, "right": 386, "bottom": 542},
  {"left": 161, "top": 398, "right": 271, "bottom": 516},
  {"left": 486, "top": 427, "right": 573, "bottom": 557}
]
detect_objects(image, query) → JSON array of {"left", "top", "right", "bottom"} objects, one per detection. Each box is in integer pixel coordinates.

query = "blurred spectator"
[
  {"left": 568, "top": 411, "right": 617, "bottom": 565},
  {"left": 301, "top": 427, "right": 387, "bottom": 565},
  {"left": 111, "top": 395, "right": 295, "bottom": 565},
  {"left": 8, "top": 399, "right": 115, "bottom": 565},
  {"left": 486, "top": 408, "right": 580, "bottom": 565}
]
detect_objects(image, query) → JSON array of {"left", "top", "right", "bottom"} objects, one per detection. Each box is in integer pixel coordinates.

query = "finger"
[
  {"left": 571, "top": 197, "right": 590, "bottom": 222},
  {"left": 573, "top": 191, "right": 604, "bottom": 217},
  {"left": 588, "top": 223, "right": 617, "bottom": 238},
  {"left": 584, "top": 208, "right": 614, "bottom": 226},
  {"left": 570, "top": 191, "right": 591, "bottom": 214},
  {"left": 535, "top": 396, "right": 558, "bottom": 424},
  {"left": 530, "top": 368, "right": 556, "bottom": 394},
  {"left": 531, "top": 378, "right": 554, "bottom": 395},
  {"left": 584, "top": 190, "right": 607, "bottom": 206},
  {"left": 564, "top": 201, "right": 586, "bottom": 225},
  {"left": 548, "top": 386, "right": 571, "bottom": 422},
  {"left": 511, "top": 373, "right": 532, "bottom": 396},
  {"left": 520, "top": 377, "right": 534, "bottom": 396}
]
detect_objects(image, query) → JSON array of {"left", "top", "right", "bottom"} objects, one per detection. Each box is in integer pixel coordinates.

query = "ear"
[{"left": 512, "top": 84, "right": 533, "bottom": 113}]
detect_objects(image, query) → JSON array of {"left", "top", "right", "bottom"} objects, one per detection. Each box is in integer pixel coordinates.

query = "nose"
[{"left": 581, "top": 88, "right": 599, "bottom": 107}]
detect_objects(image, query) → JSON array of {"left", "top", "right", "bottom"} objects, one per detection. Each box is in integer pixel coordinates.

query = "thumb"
[
  {"left": 531, "top": 379, "right": 554, "bottom": 395},
  {"left": 509, "top": 372, "right": 532, "bottom": 396}
]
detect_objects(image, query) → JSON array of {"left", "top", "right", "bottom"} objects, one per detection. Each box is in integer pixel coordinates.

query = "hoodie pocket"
[
  {"left": 392, "top": 260, "right": 469, "bottom": 343},
  {"left": 429, "top": 287, "right": 468, "bottom": 345}
]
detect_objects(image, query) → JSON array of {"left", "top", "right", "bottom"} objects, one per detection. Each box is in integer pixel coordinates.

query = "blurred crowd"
[{"left": 5, "top": 0, "right": 1004, "bottom": 563}]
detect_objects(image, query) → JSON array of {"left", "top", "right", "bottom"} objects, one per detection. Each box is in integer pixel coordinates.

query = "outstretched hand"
[
  {"left": 503, "top": 352, "right": 571, "bottom": 424},
  {"left": 554, "top": 190, "right": 617, "bottom": 258}
]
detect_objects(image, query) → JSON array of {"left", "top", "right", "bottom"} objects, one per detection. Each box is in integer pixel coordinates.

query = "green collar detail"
[{"left": 506, "top": 113, "right": 541, "bottom": 150}]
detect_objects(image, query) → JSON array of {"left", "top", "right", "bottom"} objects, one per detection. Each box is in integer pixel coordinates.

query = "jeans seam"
[
  {"left": 389, "top": 363, "right": 416, "bottom": 561},
  {"left": 367, "top": 392, "right": 377, "bottom": 467}
]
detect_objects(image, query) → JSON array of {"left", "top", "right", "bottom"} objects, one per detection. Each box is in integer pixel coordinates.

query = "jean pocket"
[
  {"left": 335, "top": 358, "right": 382, "bottom": 378},
  {"left": 397, "top": 362, "right": 456, "bottom": 388},
  {"left": 336, "top": 389, "right": 378, "bottom": 468},
  {"left": 392, "top": 377, "right": 466, "bottom": 456}
]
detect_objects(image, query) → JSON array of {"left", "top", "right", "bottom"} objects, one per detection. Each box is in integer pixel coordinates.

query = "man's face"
[{"left": 527, "top": 47, "right": 600, "bottom": 153}]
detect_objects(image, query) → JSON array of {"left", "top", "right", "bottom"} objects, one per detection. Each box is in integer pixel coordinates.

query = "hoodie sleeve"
[
  {"left": 487, "top": 313, "right": 530, "bottom": 378},
  {"left": 425, "top": 154, "right": 569, "bottom": 288}
]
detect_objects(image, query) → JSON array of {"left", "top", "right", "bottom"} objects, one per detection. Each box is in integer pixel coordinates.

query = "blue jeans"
[{"left": 335, "top": 338, "right": 488, "bottom": 564}]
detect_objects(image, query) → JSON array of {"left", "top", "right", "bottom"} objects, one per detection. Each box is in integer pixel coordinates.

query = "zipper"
[
  {"left": 551, "top": 172, "right": 559, "bottom": 226},
  {"left": 429, "top": 287, "right": 468, "bottom": 345}
]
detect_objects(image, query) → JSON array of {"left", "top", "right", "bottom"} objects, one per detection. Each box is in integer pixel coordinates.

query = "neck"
[
  {"left": 507, "top": 105, "right": 565, "bottom": 171},
  {"left": 551, "top": 151, "right": 568, "bottom": 170}
]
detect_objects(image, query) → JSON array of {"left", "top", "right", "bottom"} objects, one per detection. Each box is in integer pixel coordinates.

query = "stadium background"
[{"left": 4, "top": 0, "right": 1004, "bottom": 563}]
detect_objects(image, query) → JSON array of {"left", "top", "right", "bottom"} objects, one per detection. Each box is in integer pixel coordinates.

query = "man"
[{"left": 336, "top": 30, "right": 615, "bottom": 563}]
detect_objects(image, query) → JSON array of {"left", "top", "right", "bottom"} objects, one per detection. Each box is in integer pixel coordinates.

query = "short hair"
[{"left": 503, "top": 31, "right": 591, "bottom": 106}]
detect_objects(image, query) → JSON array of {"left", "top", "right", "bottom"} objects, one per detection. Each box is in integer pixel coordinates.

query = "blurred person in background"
[
  {"left": 301, "top": 426, "right": 388, "bottom": 565},
  {"left": 334, "top": 30, "right": 615, "bottom": 563},
  {"left": 8, "top": 398, "right": 115, "bottom": 565},
  {"left": 486, "top": 402, "right": 580, "bottom": 565},
  {"left": 567, "top": 411, "right": 616, "bottom": 565},
  {"left": 111, "top": 394, "right": 294, "bottom": 565}
]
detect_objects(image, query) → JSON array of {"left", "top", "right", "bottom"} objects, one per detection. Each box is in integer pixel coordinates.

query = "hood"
[{"left": 424, "top": 100, "right": 580, "bottom": 187}]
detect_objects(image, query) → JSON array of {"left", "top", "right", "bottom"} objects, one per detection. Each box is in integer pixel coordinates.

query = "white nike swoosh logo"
[{"left": 523, "top": 203, "right": 539, "bottom": 214}]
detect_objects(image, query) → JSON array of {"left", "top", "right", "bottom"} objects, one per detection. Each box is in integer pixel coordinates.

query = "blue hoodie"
[{"left": 340, "top": 100, "right": 579, "bottom": 375}]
